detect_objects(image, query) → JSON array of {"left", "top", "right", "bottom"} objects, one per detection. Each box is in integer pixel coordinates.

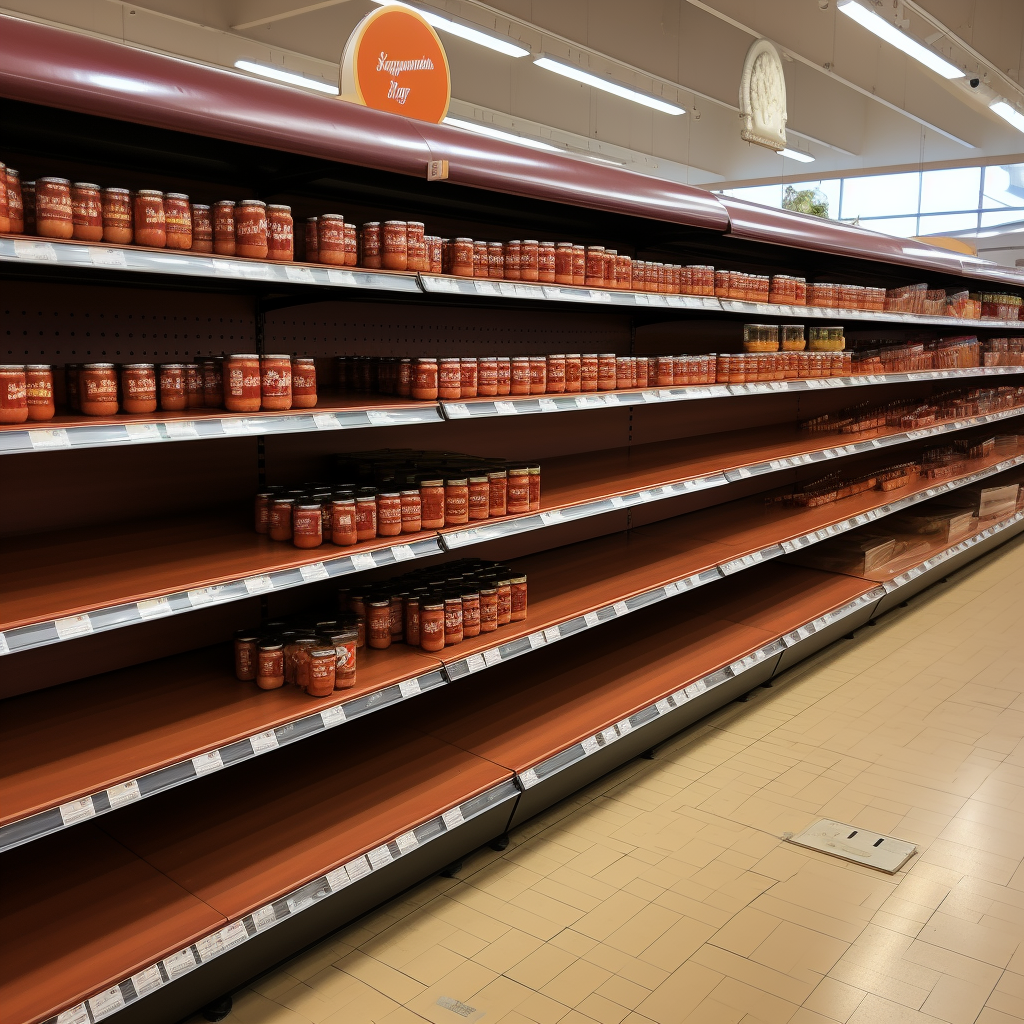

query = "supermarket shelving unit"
[{"left": 1, "top": 13, "right": 1023, "bottom": 1024}]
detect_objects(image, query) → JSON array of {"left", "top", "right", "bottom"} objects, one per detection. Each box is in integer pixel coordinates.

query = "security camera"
[{"left": 969, "top": 78, "right": 980, "bottom": 88}]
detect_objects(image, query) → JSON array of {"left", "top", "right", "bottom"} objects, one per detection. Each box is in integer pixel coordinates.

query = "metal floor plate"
[{"left": 786, "top": 819, "right": 917, "bottom": 873}]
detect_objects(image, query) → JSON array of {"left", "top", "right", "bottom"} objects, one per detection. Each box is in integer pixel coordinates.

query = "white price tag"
[
  {"left": 581, "top": 735, "right": 600, "bottom": 755},
  {"left": 366, "top": 410, "right": 395, "bottom": 425},
  {"left": 244, "top": 575, "right": 273, "bottom": 595},
  {"left": 656, "top": 697, "right": 674, "bottom": 715},
  {"left": 299, "top": 562, "right": 329, "bottom": 582},
  {"left": 350, "top": 552, "right": 375, "bottom": 570},
  {"left": 609, "top": 495, "right": 626, "bottom": 508},
  {"left": 642, "top": 391, "right": 661, "bottom": 402},
  {"left": 538, "top": 398, "right": 558, "bottom": 412},
  {"left": 220, "top": 418, "right": 255, "bottom": 436},
  {"left": 683, "top": 682, "right": 702, "bottom": 699},
  {"left": 250, "top": 729, "right": 280, "bottom": 753},
  {"left": 165, "top": 420, "right": 198, "bottom": 438},
  {"left": 396, "top": 830, "right": 419, "bottom": 851},
  {"left": 312, "top": 412, "right": 339, "bottom": 430},
  {"left": 13, "top": 239, "right": 57, "bottom": 260},
  {"left": 543, "top": 626, "right": 561, "bottom": 643},
  {"left": 321, "top": 705, "right": 346, "bottom": 728},
  {"left": 663, "top": 582, "right": 678, "bottom": 596},
  {"left": 192, "top": 750, "right": 224, "bottom": 776},
  {"left": 442, "top": 806, "right": 465, "bottom": 829},
  {"left": 137, "top": 597, "right": 172, "bottom": 619},
  {"left": 286, "top": 891, "right": 315, "bottom": 914},
  {"left": 613, "top": 601, "right": 629, "bottom": 617},
  {"left": 465, "top": 653, "right": 486, "bottom": 674},
  {"left": 326, "top": 865, "right": 350, "bottom": 891},
  {"left": 345, "top": 856, "right": 370, "bottom": 881},
  {"left": 446, "top": 403, "right": 470, "bottom": 419},
  {"left": 195, "top": 931, "right": 225, "bottom": 961},
  {"left": 616, "top": 718, "right": 634, "bottom": 735},
  {"left": 284, "top": 265, "right": 315, "bottom": 284},
  {"left": 212, "top": 259, "right": 245, "bottom": 278},
  {"left": 528, "top": 632, "right": 546, "bottom": 649},
  {"left": 88, "top": 247, "right": 128, "bottom": 268},
  {"left": 59, "top": 796, "right": 95, "bottom": 826},
  {"left": 391, "top": 544, "right": 416, "bottom": 561},
  {"left": 131, "top": 965, "right": 165, "bottom": 998},
  {"left": 28, "top": 427, "right": 70, "bottom": 449},
  {"left": 251, "top": 906, "right": 277, "bottom": 932},
  {"left": 124, "top": 422, "right": 160, "bottom": 441},
  {"left": 54, "top": 614, "right": 93, "bottom": 640},
  {"left": 399, "top": 678, "right": 421, "bottom": 699},
  {"left": 584, "top": 611, "right": 600, "bottom": 627},
  {"left": 55, "top": 1006, "right": 90, "bottom": 1024},
  {"left": 88, "top": 985, "right": 126, "bottom": 1020},
  {"left": 218, "top": 921, "right": 248, "bottom": 951},
  {"left": 600, "top": 727, "right": 618, "bottom": 745},
  {"left": 367, "top": 844, "right": 393, "bottom": 868},
  {"left": 672, "top": 687, "right": 690, "bottom": 704},
  {"left": 327, "top": 269, "right": 358, "bottom": 286},
  {"left": 0, "top": 632, "right": 9, "bottom": 656},
  {"left": 106, "top": 779, "right": 141, "bottom": 809},
  {"left": 494, "top": 401, "right": 519, "bottom": 415},
  {"left": 540, "top": 509, "right": 563, "bottom": 525},
  {"left": 692, "top": 679, "right": 708, "bottom": 695},
  {"left": 483, "top": 648, "right": 502, "bottom": 667},
  {"left": 162, "top": 948, "right": 198, "bottom": 979},
  {"left": 241, "top": 262, "right": 272, "bottom": 280},
  {"left": 187, "top": 586, "right": 229, "bottom": 607},
  {"left": 519, "top": 767, "right": 539, "bottom": 788}
]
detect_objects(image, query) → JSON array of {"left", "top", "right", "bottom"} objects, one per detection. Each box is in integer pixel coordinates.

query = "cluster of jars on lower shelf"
[
  {"left": 0, "top": 355, "right": 318, "bottom": 423},
  {"left": 234, "top": 622, "right": 357, "bottom": 696},
  {"left": 772, "top": 458, "right": 922, "bottom": 509},
  {"left": 256, "top": 452, "right": 542, "bottom": 549},
  {"left": 342, "top": 558, "right": 528, "bottom": 654}
]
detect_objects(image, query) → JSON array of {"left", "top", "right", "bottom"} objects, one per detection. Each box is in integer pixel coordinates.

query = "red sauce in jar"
[
  {"left": 511, "top": 575, "right": 528, "bottom": 621},
  {"left": 377, "top": 491, "right": 402, "bottom": 536},
  {"left": 269, "top": 498, "right": 294, "bottom": 541},
  {"left": 257, "top": 642, "right": 285, "bottom": 689},
  {"left": 190, "top": 204, "right": 212, "bottom": 252},
  {"left": 444, "top": 594, "right": 464, "bottom": 645},
  {"left": 420, "top": 479, "right": 445, "bottom": 529},
  {"left": 407, "top": 221, "right": 427, "bottom": 272},
  {"left": 35, "top": 177, "right": 74, "bottom": 239},
  {"left": 478, "top": 357, "right": 498, "bottom": 396},
  {"left": 598, "top": 353, "right": 617, "bottom": 391},
  {"left": 479, "top": 586, "right": 498, "bottom": 632},
  {"left": 121, "top": 363, "right": 158, "bottom": 414},
  {"left": 267, "top": 205, "right": 293, "bottom": 261},
  {"left": 0, "top": 161, "right": 8, "bottom": 233},
  {"left": 438, "top": 358, "right": 462, "bottom": 400},
  {"left": 223, "top": 354, "right": 261, "bottom": 413},
  {"left": 71, "top": 183, "right": 103, "bottom": 242},
  {"left": 571, "top": 245, "right": 586, "bottom": 285},
  {"left": 360, "top": 222, "right": 381, "bottom": 268},
  {"left": 318, "top": 214, "right": 346, "bottom": 265},
  {"left": 554, "top": 242, "right": 573, "bottom": 284},
  {"left": 164, "top": 193, "right": 192, "bottom": 250},
  {"left": 460, "top": 357, "right": 478, "bottom": 398},
  {"left": 291, "top": 358, "right": 317, "bottom": 408},
  {"left": 529, "top": 356, "right": 547, "bottom": 394},
  {"left": 6, "top": 168, "right": 23, "bottom": 234},
  {"left": 79, "top": 363, "right": 119, "bottom": 416},
  {"left": 488, "top": 470, "right": 507, "bottom": 517},
  {"left": 581, "top": 354, "right": 599, "bottom": 392},
  {"left": 203, "top": 358, "right": 223, "bottom": 408},
  {"left": 419, "top": 597, "right": 445, "bottom": 652},
  {"left": 367, "top": 599, "right": 392, "bottom": 649},
  {"left": 462, "top": 589, "right": 481, "bottom": 638},
  {"left": 585, "top": 246, "right": 606, "bottom": 287},
  {"left": 510, "top": 357, "right": 531, "bottom": 396},
  {"left": 538, "top": 242, "right": 556, "bottom": 283},
  {"left": 25, "top": 364, "right": 55, "bottom": 421},
  {"left": 401, "top": 490, "right": 422, "bottom": 533},
  {"left": 355, "top": 491, "right": 378, "bottom": 541},
  {"left": 564, "top": 354, "right": 582, "bottom": 393},
  {"left": 307, "top": 646, "right": 337, "bottom": 697},
  {"left": 344, "top": 223, "right": 358, "bottom": 266},
  {"left": 293, "top": 501, "right": 324, "bottom": 548},
  {"left": 0, "top": 366, "right": 28, "bottom": 424},
  {"left": 527, "top": 464, "right": 541, "bottom": 512},
  {"left": 159, "top": 363, "right": 187, "bottom": 411},
  {"left": 260, "top": 354, "right": 292, "bottom": 410},
  {"left": 546, "top": 354, "right": 566, "bottom": 393},
  {"left": 445, "top": 477, "right": 469, "bottom": 525},
  {"left": 504, "top": 240, "right": 520, "bottom": 280},
  {"left": 473, "top": 241, "right": 488, "bottom": 277},
  {"left": 507, "top": 468, "right": 530, "bottom": 515},
  {"left": 411, "top": 358, "right": 438, "bottom": 400},
  {"left": 487, "top": 242, "right": 504, "bottom": 279},
  {"left": 452, "top": 237, "right": 473, "bottom": 277},
  {"left": 520, "top": 240, "right": 539, "bottom": 282},
  {"left": 496, "top": 357, "right": 511, "bottom": 395},
  {"left": 235, "top": 199, "right": 268, "bottom": 258},
  {"left": 185, "top": 363, "right": 203, "bottom": 407},
  {"left": 331, "top": 498, "right": 357, "bottom": 546},
  {"left": 469, "top": 474, "right": 489, "bottom": 520},
  {"left": 213, "top": 201, "right": 235, "bottom": 256},
  {"left": 382, "top": 220, "right": 408, "bottom": 271},
  {"left": 133, "top": 190, "right": 167, "bottom": 248}
]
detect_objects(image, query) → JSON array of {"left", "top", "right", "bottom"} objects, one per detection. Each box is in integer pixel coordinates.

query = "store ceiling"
[{"left": 4, "top": 0, "right": 1023, "bottom": 188}]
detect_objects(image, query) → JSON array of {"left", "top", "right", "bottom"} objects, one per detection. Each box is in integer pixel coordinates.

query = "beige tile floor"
[{"left": 207, "top": 535, "right": 1024, "bottom": 1024}]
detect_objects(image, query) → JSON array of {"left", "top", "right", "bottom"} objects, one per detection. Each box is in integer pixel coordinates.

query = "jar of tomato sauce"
[
  {"left": 0, "top": 365, "right": 28, "bottom": 423},
  {"left": 407, "top": 221, "right": 427, "bottom": 272},
  {"left": 101, "top": 187, "right": 133, "bottom": 244},
  {"left": 564, "top": 354, "right": 581, "bottom": 393},
  {"left": 401, "top": 489, "right": 422, "bottom": 532},
  {"left": 260, "top": 354, "right": 292, "bottom": 410},
  {"left": 163, "top": 193, "right": 192, "bottom": 250},
  {"left": 213, "top": 200, "right": 236, "bottom": 256},
  {"left": 6, "top": 168, "right": 24, "bottom": 234},
  {"left": 419, "top": 596, "right": 445, "bottom": 652},
  {"left": 267, "top": 205, "right": 294, "bottom": 261},
  {"left": 554, "top": 242, "right": 573, "bottom": 284},
  {"left": 452, "top": 238, "right": 474, "bottom": 277},
  {"left": 507, "top": 467, "right": 530, "bottom": 514},
  {"left": 377, "top": 491, "right": 402, "bottom": 536},
  {"left": 25, "top": 365, "right": 55, "bottom": 421},
  {"left": 355, "top": 488, "right": 378, "bottom": 541},
  {"left": 529, "top": 356, "right": 547, "bottom": 394},
  {"left": 293, "top": 501, "right": 324, "bottom": 548},
  {"left": 35, "top": 177, "right": 74, "bottom": 239},
  {"left": 158, "top": 363, "right": 188, "bottom": 411},
  {"left": 134, "top": 190, "right": 167, "bottom": 248},
  {"left": 538, "top": 242, "right": 556, "bottom": 283},
  {"left": 121, "top": 363, "right": 158, "bottom": 414},
  {"left": 185, "top": 363, "right": 203, "bottom": 407},
  {"left": 478, "top": 356, "right": 498, "bottom": 396},
  {"left": 80, "top": 363, "right": 119, "bottom": 416},
  {"left": 411, "top": 358, "right": 438, "bottom": 400},
  {"left": 419, "top": 478, "right": 445, "bottom": 529},
  {"left": 318, "top": 214, "right": 346, "bottom": 265},
  {"left": 488, "top": 469, "right": 507, "bottom": 517},
  {"left": 256, "top": 641, "right": 285, "bottom": 689},
  {"left": 71, "top": 183, "right": 103, "bottom": 242},
  {"left": 235, "top": 200, "right": 268, "bottom": 258},
  {"left": 510, "top": 357, "right": 531, "bottom": 395},
  {"left": 360, "top": 222, "right": 381, "bottom": 268},
  {"left": 511, "top": 574, "right": 528, "bottom": 621},
  {"left": 190, "top": 205, "right": 212, "bottom": 252},
  {"left": 291, "top": 357, "right": 317, "bottom": 408},
  {"left": 382, "top": 220, "right": 408, "bottom": 270},
  {"left": 223, "top": 354, "right": 261, "bottom": 413},
  {"left": 438, "top": 358, "right": 462, "bottom": 400}
]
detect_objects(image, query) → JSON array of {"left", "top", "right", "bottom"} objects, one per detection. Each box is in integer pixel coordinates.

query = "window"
[{"left": 841, "top": 172, "right": 920, "bottom": 220}]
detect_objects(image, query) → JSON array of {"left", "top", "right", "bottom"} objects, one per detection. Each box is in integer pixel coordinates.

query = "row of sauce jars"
[
  {"left": 256, "top": 463, "right": 542, "bottom": 548},
  {"left": 340, "top": 559, "right": 527, "bottom": 653},
  {"left": 55, "top": 355, "right": 317, "bottom": 416},
  {"left": 0, "top": 364, "right": 55, "bottom": 423},
  {"left": 235, "top": 623, "right": 357, "bottom": 694}
]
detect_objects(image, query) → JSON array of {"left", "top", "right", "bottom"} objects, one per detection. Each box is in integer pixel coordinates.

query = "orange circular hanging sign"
[{"left": 340, "top": 5, "right": 451, "bottom": 124}]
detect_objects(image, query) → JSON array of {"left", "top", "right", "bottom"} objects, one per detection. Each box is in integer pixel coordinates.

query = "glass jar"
[
  {"left": 473, "top": 241, "right": 488, "bottom": 277},
  {"left": 344, "top": 223, "right": 358, "bottom": 266},
  {"left": 420, "top": 479, "right": 445, "bottom": 529},
  {"left": 585, "top": 246, "right": 606, "bottom": 287},
  {"left": 260, "top": 354, "right": 292, "bottom": 410},
  {"left": 327, "top": 627, "right": 358, "bottom": 688},
  {"left": 452, "top": 237, "right": 474, "bottom": 277},
  {"left": 269, "top": 498, "right": 294, "bottom": 541},
  {"left": 496, "top": 357, "right": 511, "bottom": 395},
  {"left": 0, "top": 366, "right": 28, "bottom": 424},
  {"left": 267, "top": 205, "right": 294, "bottom": 261},
  {"left": 5, "top": 168, "right": 21, "bottom": 234},
  {"left": 254, "top": 491, "right": 276, "bottom": 534},
  {"left": 164, "top": 193, "right": 192, "bottom": 250},
  {"left": 407, "top": 221, "right": 427, "bottom": 272},
  {"left": 479, "top": 586, "right": 498, "bottom": 632},
  {"left": 367, "top": 598, "right": 392, "bottom": 649},
  {"left": 355, "top": 489, "right": 378, "bottom": 541},
  {"left": 554, "top": 242, "right": 573, "bottom": 284},
  {"left": 404, "top": 596, "right": 421, "bottom": 647},
  {"left": 35, "top": 177, "right": 74, "bottom": 239},
  {"left": 23, "top": 364, "right": 54, "bottom": 421},
  {"left": 538, "top": 241, "right": 556, "bottom": 283},
  {"left": 203, "top": 358, "right": 223, "bottom": 408},
  {"left": 419, "top": 596, "right": 445, "bottom": 652},
  {"left": 438, "top": 358, "right": 462, "bottom": 400},
  {"left": 478, "top": 356, "right": 498, "bottom": 396},
  {"left": 488, "top": 469, "right": 507, "bottom": 517},
  {"left": 581, "top": 354, "right": 599, "bottom": 392},
  {"left": 507, "top": 467, "right": 530, "bottom": 514},
  {"left": 185, "top": 363, "right": 203, "bottom": 407},
  {"left": 462, "top": 589, "right": 481, "bottom": 638},
  {"left": 318, "top": 213, "right": 346, "bottom": 265},
  {"left": 400, "top": 490, "right": 422, "bottom": 533},
  {"left": 223, "top": 353, "right": 261, "bottom": 413},
  {"left": 520, "top": 240, "right": 539, "bottom": 282},
  {"left": 256, "top": 641, "right": 285, "bottom": 689},
  {"left": 527, "top": 464, "right": 541, "bottom": 512},
  {"left": 121, "top": 363, "right": 157, "bottom": 414},
  {"left": 411, "top": 357, "right": 438, "bottom": 400},
  {"left": 306, "top": 645, "right": 337, "bottom": 697},
  {"left": 235, "top": 199, "right": 268, "bottom": 259},
  {"left": 360, "top": 222, "right": 381, "bottom": 268},
  {"left": 213, "top": 200, "right": 235, "bottom": 256},
  {"left": 529, "top": 356, "right": 547, "bottom": 394},
  {"left": 496, "top": 577, "right": 512, "bottom": 625},
  {"left": 0, "top": 161, "right": 8, "bottom": 233},
  {"left": 468, "top": 474, "right": 489, "bottom": 520},
  {"left": 377, "top": 491, "right": 402, "bottom": 536},
  {"left": 503, "top": 240, "right": 521, "bottom": 280},
  {"left": 79, "top": 363, "right": 119, "bottom": 416},
  {"left": 331, "top": 497, "right": 357, "bottom": 546},
  {"left": 291, "top": 357, "right": 317, "bottom": 408},
  {"left": 460, "top": 357, "right": 478, "bottom": 398},
  {"left": 444, "top": 594, "right": 464, "bottom": 646},
  {"left": 487, "top": 241, "right": 504, "bottom": 279},
  {"left": 293, "top": 501, "right": 324, "bottom": 549},
  {"left": 190, "top": 204, "right": 212, "bottom": 252},
  {"left": 511, "top": 356, "right": 531, "bottom": 395},
  {"left": 564, "top": 354, "right": 582, "bottom": 393},
  {"left": 382, "top": 220, "right": 408, "bottom": 270},
  {"left": 158, "top": 363, "right": 187, "bottom": 411},
  {"left": 571, "top": 244, "right": 586, "bottom": 285},
  {"left": 133, "top": 190, "right": 166, "bottom": 248},
  {"left": 546, "top": 354, "right": 566, "bottom": 393},
  {"left": 234, "top": 632, "right": 259, "bottom": 681},
  {"left": 445, "top": 477, "right": 469, "bottom": 525},
  {"left": 511, "top": 575, "right": 528, "bottom": 621},
  {"left": 71, "top": 183, "right": 103, "bottom": 242},
  {"left": 597, "top": 353, "right": 617, "bottom": 391},
  {"left": 100, "top": 187, "right": 132, "bottom": 244}
]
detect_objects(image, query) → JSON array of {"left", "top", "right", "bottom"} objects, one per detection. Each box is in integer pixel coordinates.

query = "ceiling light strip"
[
  {"left": 234, "top": 60, "right": 338, "bottom": 94},
  {"left": 370, "top": 1, "right": 529, "bottom": 57},
  {"left": 533, "top": 55, "right": 685, "bottom": 115}
]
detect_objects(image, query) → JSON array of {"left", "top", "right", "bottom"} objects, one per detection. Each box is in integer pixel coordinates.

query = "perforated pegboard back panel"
[
  {"left": 2, "top": 282, "right": 256, "bottom": 363},
  {"left": 265, "top": 300, "right": 633, "bottom": 357}
]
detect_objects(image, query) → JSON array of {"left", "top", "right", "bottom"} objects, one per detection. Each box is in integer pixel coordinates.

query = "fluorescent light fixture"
[
  {"left": 534, "top": 56, "right": 685, "bottom": 115},
  {"left": 371, "top": 2, "right": 529, "bottom": 57},
  {"left": 234, "top": 60, "right": 339, "bottom": 94},
  {"left": 838, "top": 1, "right": 963, "bottom": 79},
  {"left": 777, "top": 148, "right": 815, "bottom": 163},
  {"left": 990, "top": 100, "right": 1024, "bottom": 134},
  {"left": 443, "top": 117, "right": 562, "bottom": 152}
]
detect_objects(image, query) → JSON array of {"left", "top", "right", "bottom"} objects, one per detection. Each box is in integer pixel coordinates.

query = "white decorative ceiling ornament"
[{"left": 739, "top": 38, "right": 787, "bottom": 151}]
